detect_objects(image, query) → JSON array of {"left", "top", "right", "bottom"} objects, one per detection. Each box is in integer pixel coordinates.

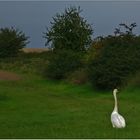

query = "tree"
[
  {"left": 88, "top": 23, "right": 140, "bottom": 90},
  {"left": 114, "top": 22, "right": 137, "bottom": 36},
  {"left": 0, "top": 27, "right": 29, "bottom": 57},
  {"left": 43, "top": 6, "right": 93, "bottom": 52},
  {"left": 43, "top": 6, "right": 93, "bottom": 80}
]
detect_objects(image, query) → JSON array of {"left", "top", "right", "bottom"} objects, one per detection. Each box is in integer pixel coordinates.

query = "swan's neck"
[{"left": 113, "top": 92, "right": 118, "bottom": 112}]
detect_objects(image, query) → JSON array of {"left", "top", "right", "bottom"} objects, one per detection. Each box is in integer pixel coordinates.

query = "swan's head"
[{"left": 113, "top": 88, "right": 118, "bottom": 94}]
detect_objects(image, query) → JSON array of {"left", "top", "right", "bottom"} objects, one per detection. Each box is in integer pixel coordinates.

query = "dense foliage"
[
  {"left": 44, "top": 6, "right": 93, "bottom": 52},
  {"left": 44, "top": 6, "right": 93, "bottom": 80},
  {"left": 0, "top": 27, "right": 29, "bottom": 58},
  {"left": 88, "top": 23, "right": 140, "bottom": 90},
  {"left": 46, "top": 50, "right": 83, "bottom": 79}
]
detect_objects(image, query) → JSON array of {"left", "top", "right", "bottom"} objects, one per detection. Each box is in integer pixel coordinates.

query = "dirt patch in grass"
[{"left": 0, "top": 70, "right": 21, "bottom": 81}]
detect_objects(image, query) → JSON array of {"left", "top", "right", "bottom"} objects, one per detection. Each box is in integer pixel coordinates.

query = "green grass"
[
  {"left": 0, "top": 72, "right": 140, "bottom": 139},
  {"left": 0, "top": 55, "right": 140, "bottom": 138}
]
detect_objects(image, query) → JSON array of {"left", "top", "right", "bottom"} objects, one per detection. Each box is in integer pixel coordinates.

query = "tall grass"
[{"left": 0, "top": 52, "right": 49, "bottom": 74}]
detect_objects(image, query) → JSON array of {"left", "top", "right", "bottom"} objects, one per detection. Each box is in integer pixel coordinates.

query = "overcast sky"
[{"left": 0, "top": 1, "right": 140, "bottom": 48}]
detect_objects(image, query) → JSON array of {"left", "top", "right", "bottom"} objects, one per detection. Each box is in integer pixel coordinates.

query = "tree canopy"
[
  {"left": 44, "top": 6, "right": 93, "bottom": 52},
  {"left": 0, "top": 27, "right": 29, "bottom": 57}
]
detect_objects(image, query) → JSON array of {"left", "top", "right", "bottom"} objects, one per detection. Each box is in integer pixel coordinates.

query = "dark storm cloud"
[{"left": 0, "top": 1, "right": 140, "bottom": 48}]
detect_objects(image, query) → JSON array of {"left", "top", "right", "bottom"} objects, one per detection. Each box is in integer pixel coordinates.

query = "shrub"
[
  {"left": 0, "top": 27, "right": 29, "bottom": 58},
  {"left": 45, "top": 49, "right": 83, "bottom": 80},
  {"left": 88, "top": 34, "right": 140, "bottom": 90}
]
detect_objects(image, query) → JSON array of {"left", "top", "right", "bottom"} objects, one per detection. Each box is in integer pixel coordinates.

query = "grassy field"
[{"left": 0, "top": 57, "right": 140, "bottom": 138}]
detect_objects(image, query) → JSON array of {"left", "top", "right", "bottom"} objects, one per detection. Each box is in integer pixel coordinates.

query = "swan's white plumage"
[
  {"left": 111, "top": 112, "right": 126, "bottom": 128},
  {"left": 111, "top": 89, "right": 126, "bottom": 128}
]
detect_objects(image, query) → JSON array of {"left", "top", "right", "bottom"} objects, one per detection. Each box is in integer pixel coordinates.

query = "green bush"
[
  {"left": 0, "top": 27, "right": 29, "bottom": 58},
  {"left": 88, "top": 35, "right": 140, "bottom": 90},
  {"left": 45, "top": 50, "right": 83, "bottom": 80}
]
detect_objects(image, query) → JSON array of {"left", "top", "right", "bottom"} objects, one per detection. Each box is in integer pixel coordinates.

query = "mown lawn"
[{"left": 0, "top": 72, "right": 140, "bottom": 138}]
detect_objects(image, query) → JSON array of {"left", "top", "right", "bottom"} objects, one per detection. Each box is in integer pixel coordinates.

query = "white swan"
[{"left": 111, "top": 89, "right": 126, "bottom": 128}]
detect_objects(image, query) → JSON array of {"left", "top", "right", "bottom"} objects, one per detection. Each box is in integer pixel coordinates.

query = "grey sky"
[{"left": 0, "top": 1, "right": 140, "bottom": 48}]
